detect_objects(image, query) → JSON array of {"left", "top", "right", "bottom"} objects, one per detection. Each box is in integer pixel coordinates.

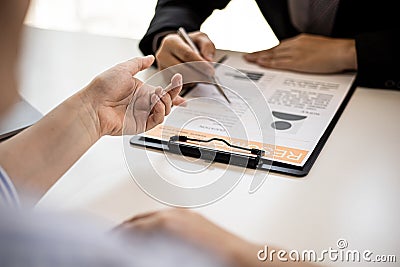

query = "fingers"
[
  {"left": 156, "top": 49, "right": 184, "bottom": 70},
  {"left": 174, "top": 43, "right": 205, "bottom": 63},
  {"left": 189, "top": 31, "right": 216, "bottom": 61},
  {"left": 165, "top": 73, "right": 183, "bottom": 101},
  {"left": 157, "top": 74, "right": 183, "bottom": 115},
  {"left": 243, "top": 44, "right": 295, "bottom": 72},
  {"left": 124, "top": 210, "right": 159, "bottom": 224},
  {"left": 126, "top": 214, "right": 162, "bottom": 231},
  {"left": 156, "top": 31, "right": 216, "bottom": 69},
  {"left": 256, "top": 51, "right": 292, "bottom": 62},
  {"left": 122, "top": 55, "right": 155, "bottom": 75},
  {"left": 112, "top": 212, "right": 160, "bottom": 233},
  {"left": 255, "top": 49, "right": 292, "bottom": 67},
  {"left": 257, "top": 58, "right": 294, "bottom": 70},
  {"left": 121, "top": 209, "right": 190, "bottom": 232},
  {"left": 155, "top": 73, "right": 183, "bottom": 110},
  {"left": 244, "top": 45, "right": 290, "bottom": 62},
  {"left": 172, "top": 95, "right": 186, "bottom": 106},
  {"left": 146, "top": 90, "right": 165, "bottom": 129},
  {"left": 145, "top": 74, "right": 183, "bottom": 130},
  {"left": 156, "top": 34, "right": 206, "bottom": 68},
  {"left": 160, "top": 88, "right": 172, "bottom": 115}
]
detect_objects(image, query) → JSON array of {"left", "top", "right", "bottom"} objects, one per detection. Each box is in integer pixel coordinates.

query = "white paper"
[{"left": 142, "top": 50, "right": 356, "bottom": 167}]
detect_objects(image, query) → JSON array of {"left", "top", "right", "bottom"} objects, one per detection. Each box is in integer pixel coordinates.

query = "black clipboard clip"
[{"left": 168, "top": 135, "right": 265, "bottom": 169}]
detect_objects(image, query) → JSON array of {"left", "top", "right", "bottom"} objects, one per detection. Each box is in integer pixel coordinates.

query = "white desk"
[{"left": 20, "top": 27, "right": 400, "bottom": 265}]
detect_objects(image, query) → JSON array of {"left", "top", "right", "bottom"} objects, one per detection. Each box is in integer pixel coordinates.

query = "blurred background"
[{"left": 25, "top": 0, "right": 279, "bottom": 52}]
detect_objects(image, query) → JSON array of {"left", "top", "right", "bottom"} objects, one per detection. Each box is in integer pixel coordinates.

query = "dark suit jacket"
[{"left": 139, "top": 0, "right": 399, "bottom": 89}]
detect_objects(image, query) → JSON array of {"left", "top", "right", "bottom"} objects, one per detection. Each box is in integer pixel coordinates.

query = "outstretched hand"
[
  {"left": 0, "top": 56, "right": 182, "bottom": 203},
  {"left": 80, "top": 56, "right": 183, "bottom": 137}
]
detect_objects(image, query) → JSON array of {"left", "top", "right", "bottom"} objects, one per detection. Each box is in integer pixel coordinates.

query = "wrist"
[
  {"left": 338, "top": 39, "right": 357, "bottom": 71},
  {"left": 72, "top": 90, "right": 101, "bottom": 143}
]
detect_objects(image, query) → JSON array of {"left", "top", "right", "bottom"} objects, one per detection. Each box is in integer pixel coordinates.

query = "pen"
[
  {"left": 177, "top": 27, "right": 231, "bottom": 104},
  {"left": 179, "top": 55, "right": 228, "bottom": 97},
  {"left": 214, "top": 54, "right": 228, "bottom": 68}
]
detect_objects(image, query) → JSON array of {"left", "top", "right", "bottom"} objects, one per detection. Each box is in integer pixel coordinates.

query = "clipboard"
[
  {"left": 130, "top": 79, "right": 356, "bottom": 177},
  {"left": 129, "top": 49, "right": 357, "bottom": 177}
]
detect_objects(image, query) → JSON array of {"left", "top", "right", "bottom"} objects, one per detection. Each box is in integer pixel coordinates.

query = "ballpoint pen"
[
  {"left": 177, "top": 27, "right": 231, "bottom": 103},
  {"left": 179, "top": 54, "right": 228, "bottom": 97}
]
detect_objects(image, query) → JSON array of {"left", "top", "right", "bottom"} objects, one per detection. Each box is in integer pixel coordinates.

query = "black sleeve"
[
  {"left": 139, "top": 0, "right": 231, "bottom": 56},
  {"left": 355, "top": 29, "right": 400, "bottom": 89}
]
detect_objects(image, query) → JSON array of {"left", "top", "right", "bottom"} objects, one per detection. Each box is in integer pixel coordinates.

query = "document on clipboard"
[{"left": 130, "top": 50, "right": 356, "bottom": 176}]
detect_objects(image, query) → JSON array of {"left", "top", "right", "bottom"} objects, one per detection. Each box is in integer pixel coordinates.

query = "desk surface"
[{"left": 20, "top": 27, "right": 400, "bottom": 265}]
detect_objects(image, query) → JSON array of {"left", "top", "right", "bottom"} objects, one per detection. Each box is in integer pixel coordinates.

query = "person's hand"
[
  {"left": 79, "top": 56, "right": 183, "bottom": 137},
  {"left": 244, "top": 34, "right": 357, "bottom": 74},
  {"left": 115, "top": 209, "right": 320, "bottom": 267},
  {"left": 156, "top": 31, "right": 216, "bottom": 70},
  {"left": 115, "top": 209, "right": 261, "bottom": 267}
]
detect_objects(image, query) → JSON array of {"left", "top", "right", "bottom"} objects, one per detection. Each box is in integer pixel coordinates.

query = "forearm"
[{"left": 0, "top": 91, "right": 99, "bottom": 203}]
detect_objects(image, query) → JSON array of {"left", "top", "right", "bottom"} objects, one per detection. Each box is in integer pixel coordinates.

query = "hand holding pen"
[
  {"left": 176, "top": 27, "right": 231, "bottom": 103},
  {"left": 156, "top": 30, "right": 216, "bottom": 69}
]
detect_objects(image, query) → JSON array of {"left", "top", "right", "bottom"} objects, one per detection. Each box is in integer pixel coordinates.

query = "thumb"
[
  {"left": 193, "top": 33, "right": 215, "bottom": 61},
  {"left": 124, "top": 55, "right": 155, "bottom": 75}
]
